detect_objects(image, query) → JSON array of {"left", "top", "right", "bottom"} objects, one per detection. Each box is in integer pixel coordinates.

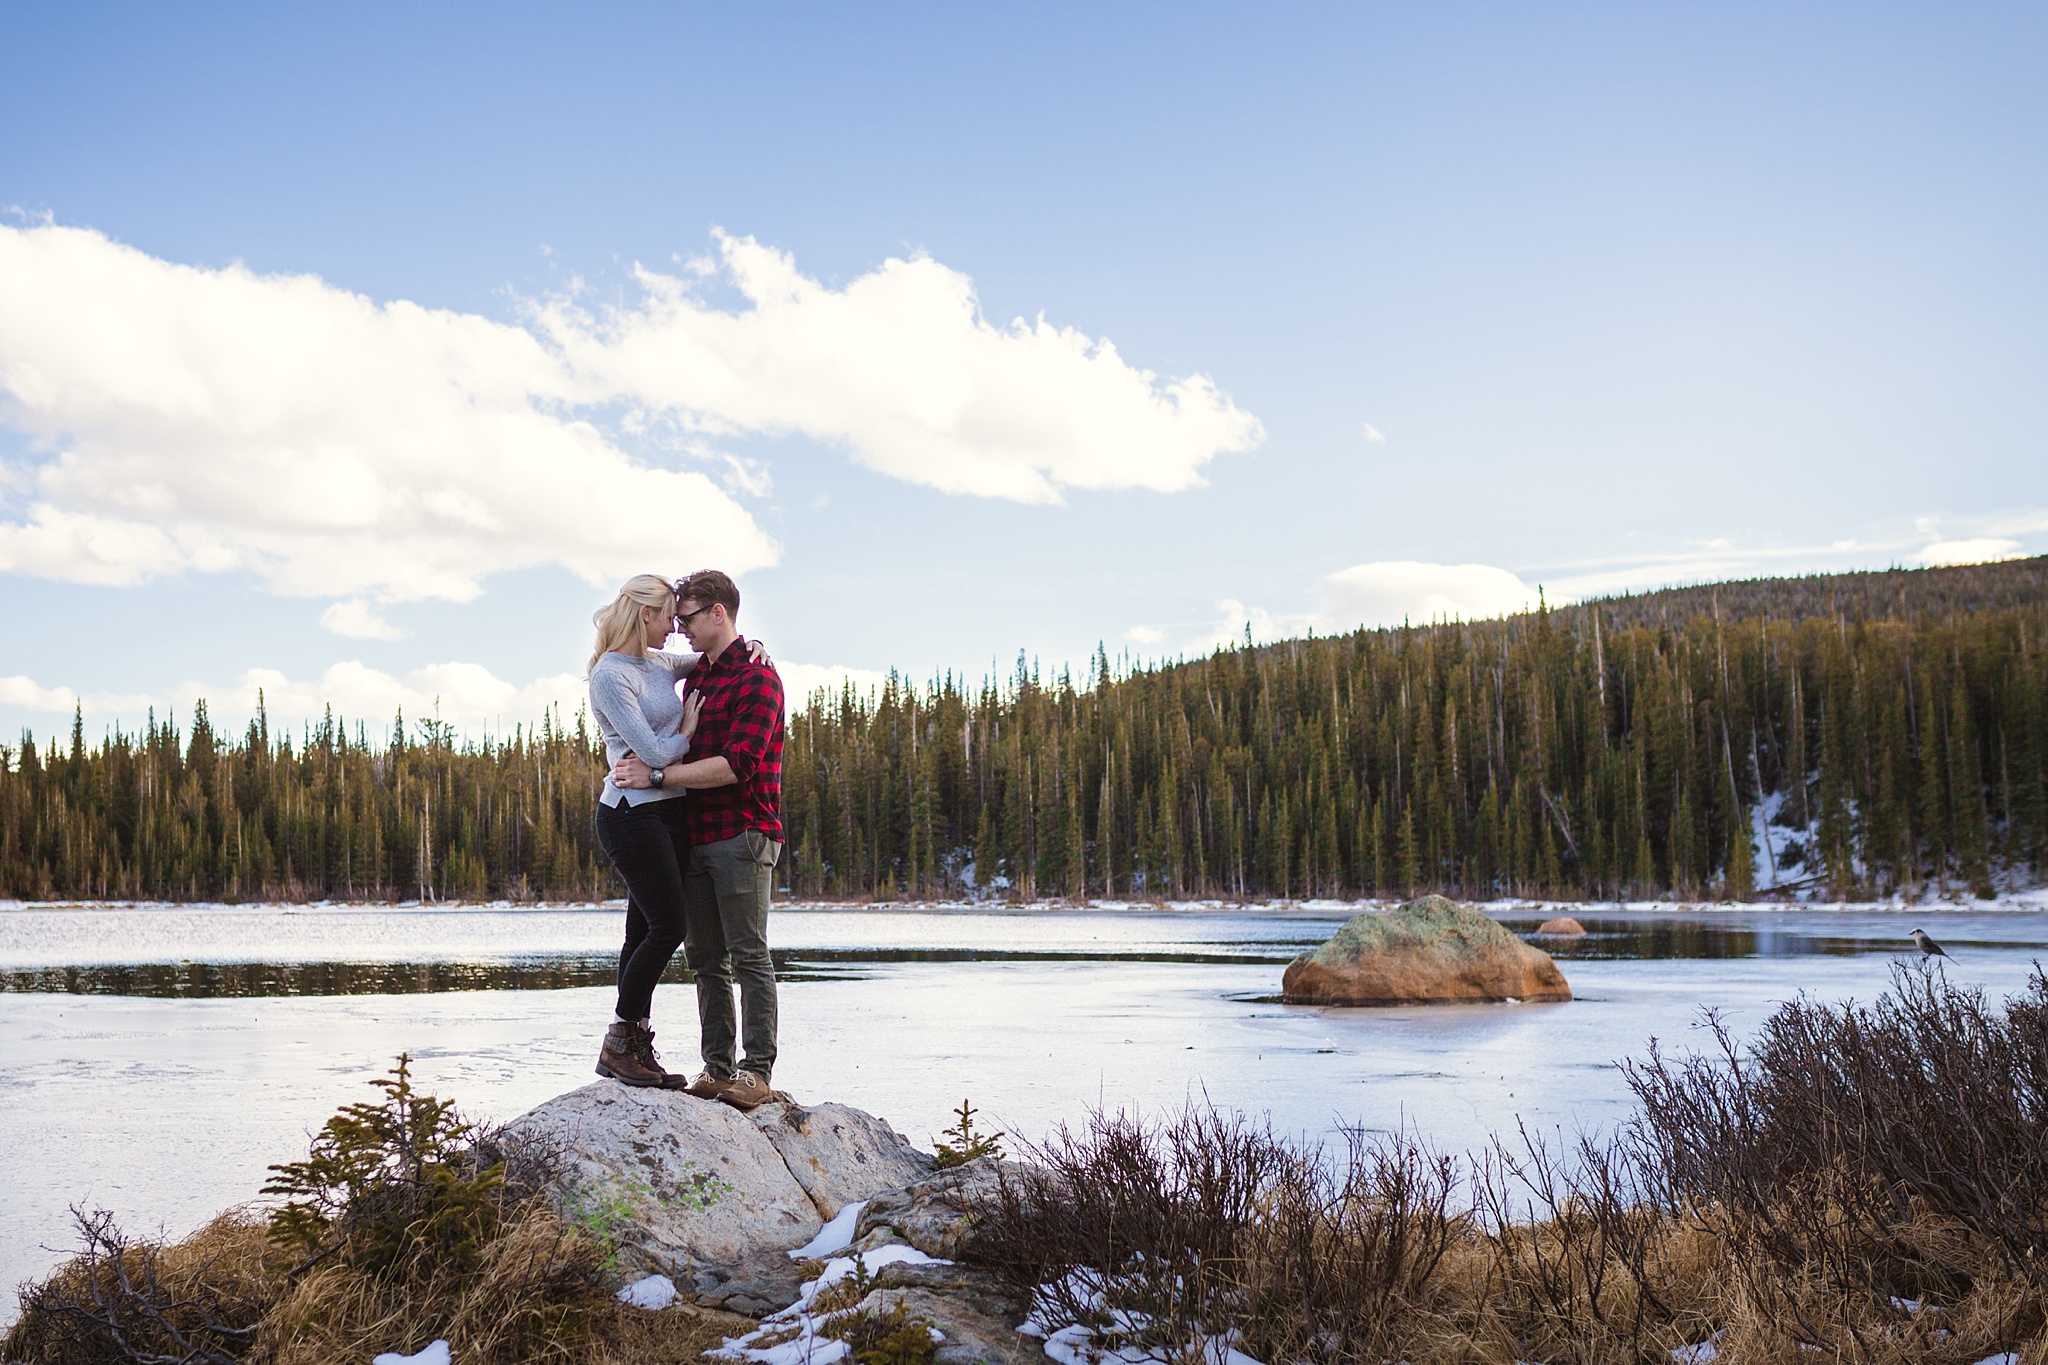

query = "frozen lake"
[{"left": 5, "top": 895, "right": 2047, "bottom": 1320}]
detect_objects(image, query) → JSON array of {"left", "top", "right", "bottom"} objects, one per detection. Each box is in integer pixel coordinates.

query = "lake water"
[{"left": 5, "top": 894, "right": 2047, "bottom": 1320}]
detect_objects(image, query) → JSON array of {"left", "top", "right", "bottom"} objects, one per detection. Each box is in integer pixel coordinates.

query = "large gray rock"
[
  {"left": 1282, "top": 894, "right": 1572, "bottom": 1005},
  {"left": 853, "top": 1281, "right": 1038, "bottom": 1365},
  {"left": 854, "top": 1158, "right": 1012, "bottom": 1260},
  {"left": 690, "top": 1246, "right": 809, "bottom": 1316},
  {"left": 504, "top": 1081, "right": 821, "bottom": 1280},
  {"left": 749, "top": 1099, "right": 935, "bottom": 1220}
]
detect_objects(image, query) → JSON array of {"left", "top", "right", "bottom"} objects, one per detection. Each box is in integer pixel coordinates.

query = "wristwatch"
[{"left": 647, "top": 764, "right": 665, "bottom": 788}]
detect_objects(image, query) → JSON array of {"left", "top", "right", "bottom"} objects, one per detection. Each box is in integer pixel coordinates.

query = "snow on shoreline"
[{"left": 7, "top": 889, "right": 2047, "bottom": 915}]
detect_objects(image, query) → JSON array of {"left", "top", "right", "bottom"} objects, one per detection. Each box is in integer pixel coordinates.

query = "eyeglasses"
[{"left": 676, "top": 601, "right": 719, "bottom": 626}]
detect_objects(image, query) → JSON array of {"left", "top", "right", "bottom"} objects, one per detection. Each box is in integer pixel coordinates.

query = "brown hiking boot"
[
  {"left": 684, "top": 1071, "right": 726, "bottom": 1100},
  {"left": 715, "top": 1070, "right": 773, "bottom": 1111},
  {"left": 595, "top": 1022, "right": 670, "bottom": 1088}
]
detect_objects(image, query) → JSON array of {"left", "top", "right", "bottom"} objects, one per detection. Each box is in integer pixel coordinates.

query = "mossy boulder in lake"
[{"left": 1282, "top": 895, "right": 1572, "bottom": 1005}]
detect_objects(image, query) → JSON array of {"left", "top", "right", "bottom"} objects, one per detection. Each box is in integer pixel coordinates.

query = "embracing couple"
[{"left": 584, "top": 568, "right": 784, "bottom": 1111}]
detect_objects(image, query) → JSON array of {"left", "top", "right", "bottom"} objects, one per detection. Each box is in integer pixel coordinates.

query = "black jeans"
[{"left": 595, "top": 798, "right": 691, "bottom": 1024}]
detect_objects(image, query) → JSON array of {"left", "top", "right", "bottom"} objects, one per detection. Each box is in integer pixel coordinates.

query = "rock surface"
[
  {"left": 749, "top": 1100, "right": 934, "bottom": 1219},
  {"left": 505, "top": 1082, "right": 821, "bottom": 1280},
  {"left": 514, "top": 1083, "right": 1041, "bottom": 1361},
  {"left": 855, "top": 1272, "right": 1037, "bottom": 1365},
  {"left": 1282, "top": 894, "right": 1572, "bottom": 1005},
  {"left": 690, "top": 1247, "right": 810, "bottom": 1316},
  {"left": 1537, "top": 915, "right": 1587, "bottom": 936},
  {"left": 854, "top": 1158, "right": 1011, "bottom": 1259}
]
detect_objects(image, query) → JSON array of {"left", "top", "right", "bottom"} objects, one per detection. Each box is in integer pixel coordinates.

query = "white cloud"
[
  {"left": 0, "top": 661, "right": 590, "bottom": 737},
  {"left": 321, "top": 599, "right": 405, "bottom": 640},
  {"left": 2, "top": 655, "right": 908, "bottom": 738},
  {"left": 716, "top": 452, "right": 774, "bottom": 499},
  {"left": 1362, "top": 423, "right": 1387, "bottom": 443},
  {"left": 1316, "top": 561, "right": 1544, "bottom": 630},
  {"left": 221, "top": 662, "right": 590, "bottom": 733},
  {"left": 776, "top": 661, "right": 891, "bottom": 711},
  {"left": 1916, "top": 537, "right": 2023, "bottom": 567},
  {"left": 538, "top": 232, "right": 1263, "bottom": 504},
  {"left": 0, "top": 224, "right": 778, "bottom": 604},
  {"left": 1124, "top": 624, "right": 1167, "bottom": 645},
  {"left": 1483, "top": 513, "right": 2044, "bottom": 603},
  {"left": 0, "top": 675, "right": 77, "bottom": 711},
  {"left": 1207, "top": 597, "right": 1308, "bottom": 649},
  {"left": 0, "top": 225, "right": 1259, "bottom": 610}
]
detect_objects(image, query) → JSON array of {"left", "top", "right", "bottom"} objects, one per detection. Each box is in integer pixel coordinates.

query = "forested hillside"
[
  {"left": 1560, "top": 555, "right": 2048, "bottom": 630},
  {"left": 0, "top": 709, "right": 618, "bottom": 902},
  {"left": 4, "top": 557, "right": 2045, "bottom": 903}
]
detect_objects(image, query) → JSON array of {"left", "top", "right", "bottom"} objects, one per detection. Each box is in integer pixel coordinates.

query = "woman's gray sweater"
[{"left": 589, "top": 649, "right": 698, "bottom": 808}]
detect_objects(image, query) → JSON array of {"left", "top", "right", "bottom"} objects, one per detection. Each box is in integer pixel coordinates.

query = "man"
[{"left": 612, "top": 568, "right": 785, "bottom": 1111}]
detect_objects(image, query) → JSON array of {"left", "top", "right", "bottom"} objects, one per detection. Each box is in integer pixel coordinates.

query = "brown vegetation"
[
  {"left": 3, "top": 1062, "right": 751, "bottom": 1365},
  {"left": 972, "top": 963, "right": 2048, "bottom": 1364}
]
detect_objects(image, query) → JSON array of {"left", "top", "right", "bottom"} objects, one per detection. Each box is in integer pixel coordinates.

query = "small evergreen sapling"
[
  {"left": 932, "top": 1100, "right": 1004, "bottom": 1169},
  {"left": 262, "top": 1053, "right": 505, "bottom": 1276}
]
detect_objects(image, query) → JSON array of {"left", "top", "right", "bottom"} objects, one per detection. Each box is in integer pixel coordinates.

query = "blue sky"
[{"left": 2, "top": 3, "right": 2044, "bottom": 743}]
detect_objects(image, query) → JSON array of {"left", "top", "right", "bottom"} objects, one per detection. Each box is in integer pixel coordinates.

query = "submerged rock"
[
  {"left": 1282, "top": 894, "right": 1572, "bottom": 1005},
  {"left": 1537, "top": 915, "right": 1587, "bottom": 936}
]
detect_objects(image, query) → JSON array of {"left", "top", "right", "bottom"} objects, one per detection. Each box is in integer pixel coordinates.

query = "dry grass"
[
  {"left": 5, "top": 1209, "right": 272, "bottom": 1364},
  {"left": 6, "top": 1202, "right": 749, "bottom": 1365},
  {"left": 970, "top": 964, "right": 2048, "bottom": 1365}
]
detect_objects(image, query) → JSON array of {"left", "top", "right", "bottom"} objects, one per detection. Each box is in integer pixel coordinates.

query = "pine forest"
[{"left": 3, "top": 558, "right": 2045, "bottom": 905}]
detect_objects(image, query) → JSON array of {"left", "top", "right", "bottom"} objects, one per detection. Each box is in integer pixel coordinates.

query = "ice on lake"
[{"left": 3, "top": 895, "right": 2046, "bottom": 1321}]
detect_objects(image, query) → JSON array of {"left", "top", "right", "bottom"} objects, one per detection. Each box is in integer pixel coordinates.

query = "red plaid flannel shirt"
[{"left": 680, "top": 637, "right": 785, "bottom": 845}]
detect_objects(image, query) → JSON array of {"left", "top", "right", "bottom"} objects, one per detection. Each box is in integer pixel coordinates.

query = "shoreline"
[{"left": 6, "top": 891, "right": 2048, "bottom": 915}]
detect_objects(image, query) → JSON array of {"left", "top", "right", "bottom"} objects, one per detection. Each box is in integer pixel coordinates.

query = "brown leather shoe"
[
  {"left": 595, "top": 1022, "right": 669, "bottom": 1088},
  {"left": 684, "top": 1071, "right": 725, "bottom": 1099},
  {"left": 715, "top": 1070, "right": 773, "bottom": 1111}
]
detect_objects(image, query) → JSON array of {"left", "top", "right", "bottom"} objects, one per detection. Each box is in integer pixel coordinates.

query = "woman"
[{"left": 586, "top": 573, "right": 765, "bottom": 1087}]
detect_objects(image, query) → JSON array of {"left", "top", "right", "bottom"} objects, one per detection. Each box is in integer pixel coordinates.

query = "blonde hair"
[{"left": 587, "top": 574, "right": 676, "bottom": 676}]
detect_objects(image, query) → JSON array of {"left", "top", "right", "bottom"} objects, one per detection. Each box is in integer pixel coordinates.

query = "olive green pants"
[{"left": 682, "top": 830, "right": 782, "bottom": 1080}]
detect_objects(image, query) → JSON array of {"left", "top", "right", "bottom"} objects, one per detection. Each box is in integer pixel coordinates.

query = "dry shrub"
[
  {"left": 9, "top": 1202, "right": 742, "bottom": 1365},
  {"left": 260, "top": 1201, "right": 608, "bottom": 1364},
  {"left": 970, "top": 965, "right": 2048, "bottom": 1365},
  {"left": 1629, "top": 961, "right": 2048, "bottom": 1360},
  {"left": 813, "top": 1292, "right": 940, "bottom": 1365},
  {"left": 972, "top": 1106, "right": 1472, "bottom": 1364},
  {"left": 5, "top": 1208, "right": 271, "bottom": 1364}
]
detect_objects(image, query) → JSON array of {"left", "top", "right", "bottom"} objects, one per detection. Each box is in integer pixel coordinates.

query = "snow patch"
[
  {"left": 1021, "top": 1268, "right": 1266, "bottom": 1365},
  {"left": 373, "top": 1343, "right": 451, "bottom": 1365},
  {"left": 712, "top": 1243, "right": 950, "bottom": 1364},
  {"left": 1670, "top": 1331, "right": 1722, "bottom": 1363},
  {"left": 789, "top": 1199, "right": 867, "bottom": 1260},
  {"left": 617, "top": 1273, "right": 678, "bottom": 1310}
]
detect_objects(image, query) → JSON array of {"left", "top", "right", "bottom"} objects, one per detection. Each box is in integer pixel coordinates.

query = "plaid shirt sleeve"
[{"left": 720, "top": 663, "right": 784, "bottom": 783}]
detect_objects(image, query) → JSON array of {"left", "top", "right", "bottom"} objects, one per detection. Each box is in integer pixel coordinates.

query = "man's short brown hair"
[{"left": 675, "top": 569, "right": 740, "bottom": 619}]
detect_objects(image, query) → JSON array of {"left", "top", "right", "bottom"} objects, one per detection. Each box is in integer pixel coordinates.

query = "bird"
[{"left": 1910, "top": 929, "right": 1949, "bottom": 959}]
